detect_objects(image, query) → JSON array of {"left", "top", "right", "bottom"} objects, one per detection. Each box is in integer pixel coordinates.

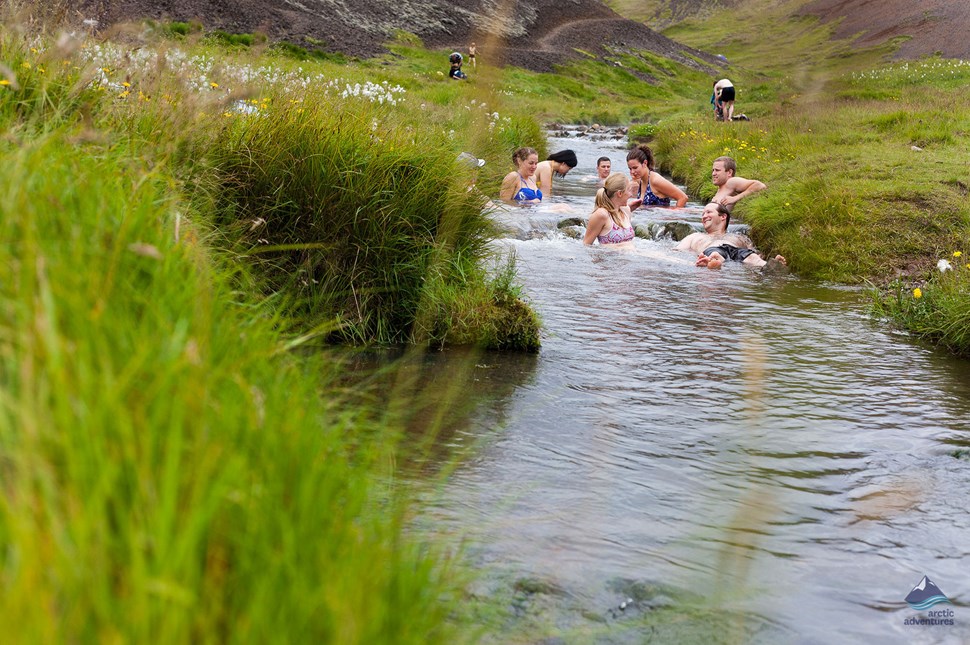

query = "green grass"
[{"left": 0, "top": 128, "right": 468, "bottom": 642}]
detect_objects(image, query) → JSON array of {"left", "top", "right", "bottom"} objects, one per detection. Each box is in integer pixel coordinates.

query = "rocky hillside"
[{"left": 73, "top": 0, "right": 721, "bottom": 74}]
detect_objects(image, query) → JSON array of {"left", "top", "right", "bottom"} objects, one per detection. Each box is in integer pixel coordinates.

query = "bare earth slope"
[
  {"left": 75, "top": 0, "right": 720, "bottom": 73},
  {"left": 799, "top": 0, "right": 970, "bottom": 59}
]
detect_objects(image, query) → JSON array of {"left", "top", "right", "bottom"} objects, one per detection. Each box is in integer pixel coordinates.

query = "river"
[{"left": 411, "top": 132, "right": 970, "bottom": 644}]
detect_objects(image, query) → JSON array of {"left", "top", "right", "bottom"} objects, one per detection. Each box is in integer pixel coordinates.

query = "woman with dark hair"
[
  {"left": 583, "top": 172, "right": 635, "bottom": 246},
  {"left": 499, "top": 147, "right": 542, "bottom": 203},
  {"left": 534, "top": 149, "right": 577, "bottom": 198},
  {"left": 625, "top": 144, "right": 688, "bottom": 209}
]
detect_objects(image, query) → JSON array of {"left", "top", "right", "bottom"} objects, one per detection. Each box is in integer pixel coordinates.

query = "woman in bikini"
[
  {"left": 626, "top": 144, "right": 688, "bottom": 210},
  {"left": 583, "top": 172, "right": 636, "bottom": 246},
  {"left": 533, "top": 149, "right": 578, "bottom": 198},
  {"left": 500, "top": 147, "right": 542, "bottom": 204}
]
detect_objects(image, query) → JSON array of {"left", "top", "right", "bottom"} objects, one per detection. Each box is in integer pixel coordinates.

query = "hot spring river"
[{"left": 411, "top": 133, "right": 970, "bottom": 644}]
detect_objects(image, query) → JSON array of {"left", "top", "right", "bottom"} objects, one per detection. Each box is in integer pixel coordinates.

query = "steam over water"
[{"left": 417, "top": 134, "right": 970, "bottom": 643}]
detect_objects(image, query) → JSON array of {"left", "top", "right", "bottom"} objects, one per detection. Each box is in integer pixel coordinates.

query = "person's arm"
[
  {"left": 499, "top": 172, "right": 519, "bottom": 202},
  {"left": 648, "top": 172, "right": 689, "bottom": 208},
  {"left": 583, "top": 209, "right": 608, "bottom": 245},
  {"left": 534, "top": 162, "right": 552, "bottom": 197},
  {"left": 720, "top": 176, "right": 766, "bottom": 206}
]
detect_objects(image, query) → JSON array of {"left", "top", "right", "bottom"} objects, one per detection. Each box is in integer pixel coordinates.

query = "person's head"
[
  {"left": 701, "top": 202, "right": 730, "bottom": 234},
  {"left": 449, "top": 52, "right": 462, "bottom": 65},
  {"left": 547, "top": 149, "right": 578, "bottom": 177},
  {"left": 711, "top": 156, "right": 736, "bottom": 186},
  {"left": 594, "top": 172, "right": 630, "bottom": 224},
  {"left": 596, "top": 156, "right": 611, "bottom": 179},
  {"left": 512, "top": 147, "right": 539, "bottom": 176},
  {"left": 626, "top": 144, "right": 656, "bottom": 180}
]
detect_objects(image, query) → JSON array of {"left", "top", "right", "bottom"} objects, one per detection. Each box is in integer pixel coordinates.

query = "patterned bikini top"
[
  {"left": 596, "top": 220, "right": 635, "bottom": 245},
  {"left": 637, "top": 172, "right": 671, "bottom": 207}
]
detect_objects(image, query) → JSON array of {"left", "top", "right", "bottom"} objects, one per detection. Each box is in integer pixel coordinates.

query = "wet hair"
[
  {"left": 547, "top": 149, "right": 578, "bottom": 169},
  {"left": 713, "top": 156, "right": 737, "bottom": 176},
  {"left": 626, "top": 144, "right": 656, "bottom": 171},
  {"left": 548, "top": 150, "right": 578, "bottom": 177},
  {"left": 596, "top": 156, "right": 611, "bottom": 166},
  {"left": 593, "top": 172, "right": 629, "bottom": 227},
  {"left": 512, "top": 146, "right": 538, "bottom": 166},
  {"left": 706, "top": 201, "right": 731, "bottom": 229}
]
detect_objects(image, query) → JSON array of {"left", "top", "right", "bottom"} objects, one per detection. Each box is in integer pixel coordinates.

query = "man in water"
[
  {"left": 674, "top": 202, "right": 786, "bottom": 269},
  {"left": 711, "top": 156, "right": 765, "bottom": 211},
  {"left": 596, "top": 156, "right": 611, "bottom": 183}
]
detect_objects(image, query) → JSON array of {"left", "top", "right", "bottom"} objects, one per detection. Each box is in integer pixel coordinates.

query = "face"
[
  {"left": 711, "top": 161, "right": 733, "bottom": 187},
  {"left": 597, "top": 160, "right": 611, "bottom": 179},
  {"left": 627, "top": 158, "right": 646, "bottom": 181},
  {"left": 518, "top": 153, "right": 539, "bottom": 177},
  {"left": 556, "top": 162, "right": 573, "bottom": 178},
  {"left": 701, "top": 203, "right": 726, "bottom": 233}
]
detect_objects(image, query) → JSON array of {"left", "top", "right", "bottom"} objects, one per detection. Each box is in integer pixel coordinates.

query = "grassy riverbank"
[
  {"left": 0, "top": 17, "right": 542, "bottom": 641},
  {"left": 639, "top": 0, "right": 970, "bottom": 355}
]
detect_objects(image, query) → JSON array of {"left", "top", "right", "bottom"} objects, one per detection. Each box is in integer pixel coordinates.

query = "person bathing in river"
[
  {"left": 534, "top": 149, "right": 577, "bottom": 198},
  {"left": 583, "top": 173, "right": 636, "bottom": 246},
  {"left": 711, "top": 156, "right": 766, "bottom": 211},
  {"left": 596, "top": 156, "right": 611, "bottom": 184},
  {"left": 500, "top": 147, "right": 542, "bottom": 204},
  {"left": 626, "top": 144, "right": 688, "bottom": 210},
  {"left": 674, "top": 202, "right": 785, "bottom": 269}
]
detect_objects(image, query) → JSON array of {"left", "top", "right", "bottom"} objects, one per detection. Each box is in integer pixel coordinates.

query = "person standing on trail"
[
  {"left": 468, "top": 41, "right": 477, "bottom": 68},
  {"left": 714, "top": 78, "right": 735, "bottom": 122}
]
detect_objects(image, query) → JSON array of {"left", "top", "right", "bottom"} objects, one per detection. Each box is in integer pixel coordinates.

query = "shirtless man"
[
  {"left": 596, "top": 156, "right": 611, "bottom": 184},
  {"left": 711, "top": 156, "right": 766, "bottom": 211},
  {"left": 674, "top": 202, "right": 786, "bottom": 269}
]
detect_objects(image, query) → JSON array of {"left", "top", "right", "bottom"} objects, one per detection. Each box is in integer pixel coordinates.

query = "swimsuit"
[
  {"left": 596, "top": 220, "right": 635, "bottom": 245},
  {"left": 514, "top": 174, "right": 542, "bottom": 202},
  {"left": 636, "top": 173, "right": 671, "bottom": 207},
  {"left": 719, "top": 85, "right": 735, "bottom": 102},
  {"left": 702, "top": 244, "right": 755, "bottom": 262}
]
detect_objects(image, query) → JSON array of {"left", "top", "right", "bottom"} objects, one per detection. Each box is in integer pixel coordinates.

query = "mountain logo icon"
[{"left": 905, "top": 575, "right": 951, "bottom": 611}]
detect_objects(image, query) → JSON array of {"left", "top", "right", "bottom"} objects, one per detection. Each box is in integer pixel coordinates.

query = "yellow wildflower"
[
  {"left": 121, "top": 81, "right": 131, "bottom": 88},
  {"left": 913, "top": 288, "right": 922, "bottom": 299},
  {"left": 0, "top": 80, "right": 9, "bottom": 86},
  {"left": 210, "top": 82, "right": 219, "bottom": 88},
  {"left": 954, "top": 251, "right": 963, "bottom": 258},
  {"left": 21, "top": 62, "right": 31, "bottom": 69}
]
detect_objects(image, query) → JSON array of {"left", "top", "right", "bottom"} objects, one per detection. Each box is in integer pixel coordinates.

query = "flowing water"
[{"left": 414, "top": 134, "right": 970, "bottom": 644}]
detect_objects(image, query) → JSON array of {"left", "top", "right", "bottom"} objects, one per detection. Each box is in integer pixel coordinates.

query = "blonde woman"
[{"left": 583, "top": 172, "right": 635, "bottom": 246}]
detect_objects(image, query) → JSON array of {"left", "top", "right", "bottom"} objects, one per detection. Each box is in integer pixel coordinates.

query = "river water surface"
[{"left": 414, "top": 134, "right": 970, "bottom": 644}]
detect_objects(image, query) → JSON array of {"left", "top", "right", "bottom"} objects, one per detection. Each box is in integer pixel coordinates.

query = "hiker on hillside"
[
  {"left": 714, "top": 78, "right": 735, "bottom": 122},
  {"left": 468, "top": 42, "right": 477, "bottom": 68},
  {"left": 449, "top": 52, "right": 467, "bottom": 79}
]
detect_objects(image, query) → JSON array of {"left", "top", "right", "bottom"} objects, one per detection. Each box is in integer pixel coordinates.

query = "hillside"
[
  {"left": 607, "top": 0, "right": 970, "bottom": 60},
  {"left": 74, "top": 0, "right": 720, "bottom": 74}
]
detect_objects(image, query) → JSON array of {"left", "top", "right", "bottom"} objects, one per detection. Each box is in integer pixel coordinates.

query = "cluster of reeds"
[{"left": 210, "top": 97, "right": 538, "bottom": 347}]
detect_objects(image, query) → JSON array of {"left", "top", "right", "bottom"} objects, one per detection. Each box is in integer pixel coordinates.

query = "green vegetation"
[
  {"left": 0, "top": 10, "right": 547, "bottom": 641},
  {"left": 4, "top": 0, "right": 970, "bottom": 639},
  {"left": 638, "top": 0, "right": 970, "bottom": 353}
]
